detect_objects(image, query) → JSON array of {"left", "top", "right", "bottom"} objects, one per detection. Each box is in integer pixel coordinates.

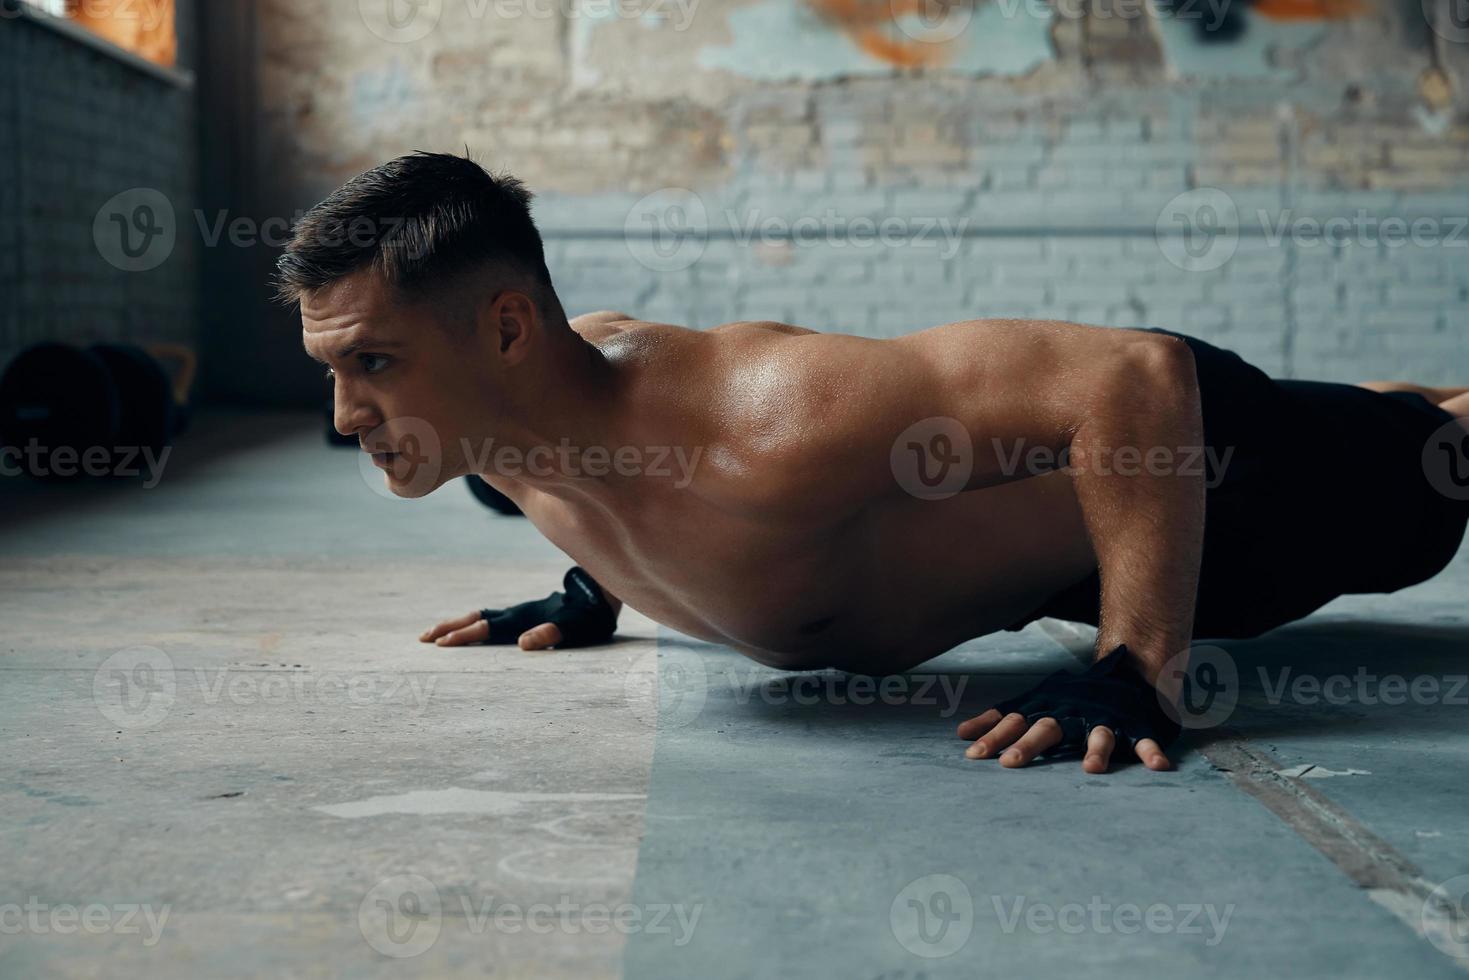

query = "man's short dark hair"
[{"left": 273, "top": 152, "right": 557, "bottom": 315}]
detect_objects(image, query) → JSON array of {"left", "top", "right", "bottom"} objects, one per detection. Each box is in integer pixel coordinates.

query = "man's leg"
[
  {"left": 1356, "top": 381, "right": 1469, "bottom": 405},
  {"left": 1441, "top": 391, "right": 1469, "bottom": 418}
]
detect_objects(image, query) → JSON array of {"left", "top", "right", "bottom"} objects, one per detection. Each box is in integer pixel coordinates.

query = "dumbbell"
[{"left": 0, "top": 341, "right": 195, "bottom": 480}]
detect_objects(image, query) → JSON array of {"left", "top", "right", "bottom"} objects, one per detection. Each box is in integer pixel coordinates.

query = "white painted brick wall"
[{"left": 537, "top": 83, "right": 1469, "bottom": 388}]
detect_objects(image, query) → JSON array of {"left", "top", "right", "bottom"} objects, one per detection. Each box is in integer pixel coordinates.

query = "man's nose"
[{"left": 332, "top": 382, "right": 380, "bottom": 441}]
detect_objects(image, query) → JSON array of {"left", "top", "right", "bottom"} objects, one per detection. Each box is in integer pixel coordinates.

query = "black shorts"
[{"left": 1005, "top": 327, "right": 1469, "bottom": 640}]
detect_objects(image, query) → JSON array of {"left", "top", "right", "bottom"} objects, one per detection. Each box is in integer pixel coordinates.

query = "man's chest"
[{"left": 520, "top": 486, "right": 862, "bottom": 660}]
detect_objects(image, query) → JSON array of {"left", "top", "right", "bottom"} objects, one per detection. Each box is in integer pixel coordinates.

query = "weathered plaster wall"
[{"left": 241, "top": 0, "right": 1468, "bottom": 404}]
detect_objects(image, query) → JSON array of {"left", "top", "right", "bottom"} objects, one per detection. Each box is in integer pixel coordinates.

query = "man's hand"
[
  {"left": 420, "top": 610, "right": 565, "bottom": 650},
  {"left": 955, "top": 645, "right": 1179, "bottom": 774},
  {"left": 418, "top": 567, "right": 619, "bottom": 651}
]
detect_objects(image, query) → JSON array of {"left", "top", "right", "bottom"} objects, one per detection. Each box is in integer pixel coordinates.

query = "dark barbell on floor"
[{"left": 0, "top": 341, "right": 195, "bottom": 480}]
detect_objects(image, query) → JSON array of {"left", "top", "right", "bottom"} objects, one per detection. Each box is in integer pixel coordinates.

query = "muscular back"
[{"left": 479, "top": 315, "right": 1100, "bottom": 672}]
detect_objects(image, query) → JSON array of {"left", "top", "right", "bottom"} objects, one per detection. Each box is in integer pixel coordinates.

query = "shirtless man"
[{"left": 281, "top": 152, "right": 1469, "bottom": 775}]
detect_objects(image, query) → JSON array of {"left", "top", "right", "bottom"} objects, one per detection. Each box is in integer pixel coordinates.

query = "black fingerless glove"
[
  {"left": 479, "top": 567, "right": 617, "bottom": 648},
  {"left": 994, "top": 644, "right": 1181, "bottom": 758}
]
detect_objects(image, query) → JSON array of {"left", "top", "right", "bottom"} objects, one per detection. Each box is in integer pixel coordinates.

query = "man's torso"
[{"left": 481, "top": 318, "right": 1100, "bottom": 672}]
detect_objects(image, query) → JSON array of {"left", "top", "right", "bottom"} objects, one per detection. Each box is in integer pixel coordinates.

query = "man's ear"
[{"left": 481, "top": 290, "right": 539, "bottom": 364}]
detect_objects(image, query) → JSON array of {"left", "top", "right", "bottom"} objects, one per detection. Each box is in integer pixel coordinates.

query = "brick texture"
[
  {"left": 0, "top": 6, "right": 198, "bottom": 375},
  {"left": 243, "top": 0, "right": 1468, "bottom": 391}
]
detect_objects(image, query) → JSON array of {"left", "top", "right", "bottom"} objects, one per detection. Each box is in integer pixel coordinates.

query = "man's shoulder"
[
  {"left": 569, "top": 310, "right": 639, "bottom": 342},
  {"left": 658, "top": 327, "right": 913, "bottom": 518},
  {"left": 706, "top": 319, "right": 821, "bottom": 338}
]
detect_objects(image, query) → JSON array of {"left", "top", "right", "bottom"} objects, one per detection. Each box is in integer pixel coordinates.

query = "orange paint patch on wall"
[
  {"left": 1250, "top": 0, "right": 1365, "bottom": 20},
  {"left": 806, "top": 0, "right": 962, "bottom": 68},
  {"left": 66, "top": 0, "right": 177, "bottom": 67}
]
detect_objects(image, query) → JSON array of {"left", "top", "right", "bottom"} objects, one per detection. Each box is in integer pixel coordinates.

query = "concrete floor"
[{"left": 3, "top": 411, "right": 1467, "bottom": 978}]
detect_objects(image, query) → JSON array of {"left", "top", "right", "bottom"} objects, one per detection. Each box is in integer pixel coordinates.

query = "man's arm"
[
  {"left": 770, "top": 319, "right": 1204, "bottom": 770},
  {"left": 1064, "top": 337, "right": 1203, "bottom": 697}
]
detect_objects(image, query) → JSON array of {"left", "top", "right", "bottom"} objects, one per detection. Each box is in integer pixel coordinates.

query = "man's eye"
[{"left": 322, "top": 356, "right": 387, "bottom": 379}]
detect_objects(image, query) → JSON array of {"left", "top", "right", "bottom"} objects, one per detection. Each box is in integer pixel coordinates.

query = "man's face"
[{"left": 301, "top": 268, "right": 498, "bottom": 499}]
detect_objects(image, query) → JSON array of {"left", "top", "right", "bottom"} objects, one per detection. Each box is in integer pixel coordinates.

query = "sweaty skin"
[
  {"left": 494, "top": 325, "right": 1103, "bottom": 671},
  {"left": 305, "top": 269, "right": 1205, "bottom": 774}
]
